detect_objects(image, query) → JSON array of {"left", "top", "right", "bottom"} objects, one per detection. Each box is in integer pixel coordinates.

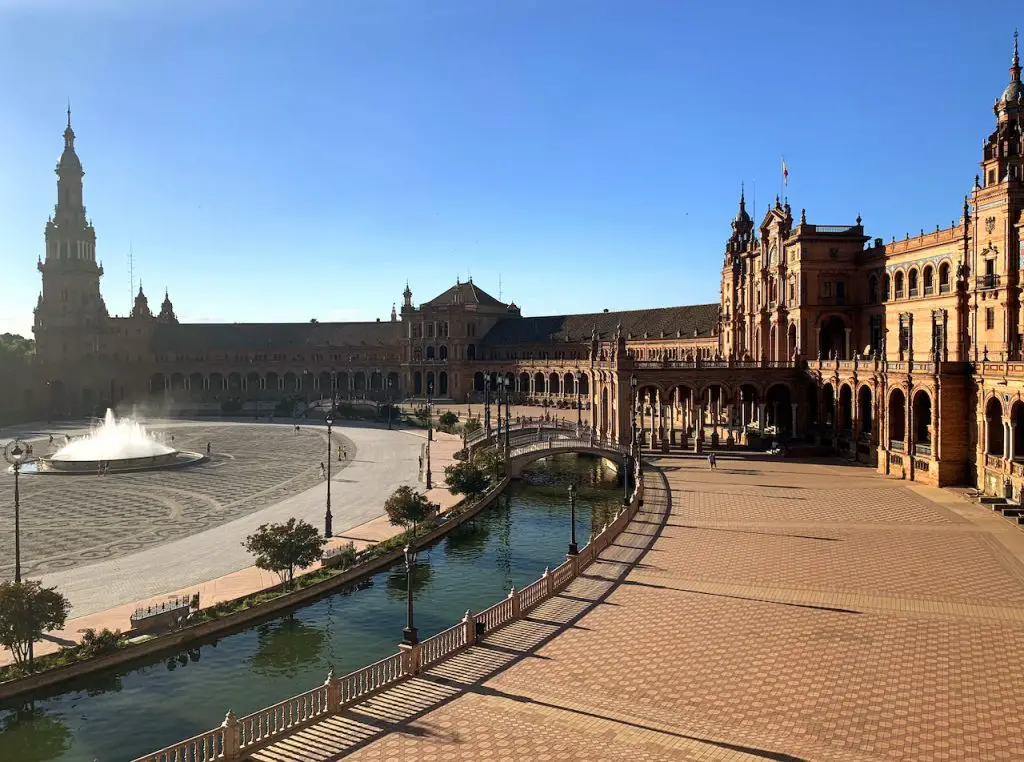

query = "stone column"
[
  {"left": 669, "top": 393, "right": 676, "bottom": 446},
  {"left": 791, "top": 403, "right": 799, "bottom": 438},
  {"left": 757, "top": 403, "right": 767, "bottom": 432},
  {"left": 844, "top": 328, "right": 852, "bottom": 360},
  {"left": 1010, "top": 421, "right": 1017, "bottom": 462}
]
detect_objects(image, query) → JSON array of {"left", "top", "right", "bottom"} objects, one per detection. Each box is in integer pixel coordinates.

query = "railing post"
[
  {"left": 325, "top": 668, "right": 341, "bottom": 713},
  {"left": 464, "top": 610, "right": 476, "bottom": 647},
  {"left": 509, "top": 586, "right": 521, "bottom": 618},
  {"left": 399, "top": 642, "right": 422, "bottom": 676},
  {"left": 543, "top": 566, "right": 552, "bottom": 597},
  {"left": 221, "top": 711, "right": 240, "bottom": 761}
]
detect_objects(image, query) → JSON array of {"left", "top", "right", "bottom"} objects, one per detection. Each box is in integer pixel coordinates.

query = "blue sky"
[{"left": 0, "top": 1, "right": 1019, "bottom": 336}]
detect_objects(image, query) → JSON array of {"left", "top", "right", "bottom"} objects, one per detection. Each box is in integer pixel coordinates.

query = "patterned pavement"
[
  {"left": 0, "top": 423, "right": 347, "bottom": 579},
  {"left": 250, "top": 454, "right": 1024, "bottom": 761}
]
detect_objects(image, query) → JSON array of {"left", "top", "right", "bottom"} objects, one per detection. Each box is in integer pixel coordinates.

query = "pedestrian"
[
  {"left": 320, "top": 462, "right": 327, "bottom": 480},
  {"left": 49, "top": 434, "right": 54, "bottom": 445},
  {"left": 342, "top": 447, "right": 347, "bottom": 459},
  {"left": 338, "top": 449, "right": 343, "bottom": 462},
  {"left": 708, "top": 452, "right": 717, "bottom": 471},
  {"left": 206, "top": 442, "right": 211, "bottom": 455},
  {"left": 295, "top": 424, "right": 300, "bottom": 433}
]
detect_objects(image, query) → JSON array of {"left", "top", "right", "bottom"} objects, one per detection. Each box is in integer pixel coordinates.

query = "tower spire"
[{"left": 1013, "top": 29, "right": 1020, "bottom": 79}]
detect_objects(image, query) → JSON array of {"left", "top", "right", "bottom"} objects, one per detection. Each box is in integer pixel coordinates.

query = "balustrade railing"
[
  {"left": 133, "top": 468, "right": 644, "bottom": 762},
  {"left": 913, "top": 443, "right": 932, "bottom": 457},
  {"left": 890, "top": 440, "right": 905, "bottom": 453},
  {"left": 986, "top": 453, "right": 1005, "bottom": 469}
]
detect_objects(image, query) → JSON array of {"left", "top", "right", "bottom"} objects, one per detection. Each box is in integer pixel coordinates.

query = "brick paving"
[{"left": 249, "top": 453, "right": 1024, "bottom": 761}]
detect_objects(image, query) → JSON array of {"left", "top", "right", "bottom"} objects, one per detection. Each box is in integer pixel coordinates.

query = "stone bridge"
[{"left": 503, "top": 434, "right": 629, "bottom": 477}]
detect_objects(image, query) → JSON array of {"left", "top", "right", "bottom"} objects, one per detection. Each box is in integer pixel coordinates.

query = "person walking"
[
  {"left": 708, "top": 452, "right": 717, "bottom": 471},
  {"left": 320, "top": 462, "right": 327, "bottom": 480},
  {"left": 206, "top": 442, "right": 211, "bottom": 455}
]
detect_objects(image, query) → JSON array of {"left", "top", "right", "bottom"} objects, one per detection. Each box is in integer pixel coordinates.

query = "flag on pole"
[{"left": 782, "top": 157, "right": 789, "bottom": 187}]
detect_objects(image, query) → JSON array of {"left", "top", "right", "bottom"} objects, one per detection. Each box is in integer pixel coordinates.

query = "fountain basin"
[{"left": 34, "top": 450, "right": 205, "bottom": 474}]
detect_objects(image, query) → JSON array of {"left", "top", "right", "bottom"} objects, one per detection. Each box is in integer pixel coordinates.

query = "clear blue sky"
[{"left": 0, "top": 1, "right": 1020, "bottom": 337}]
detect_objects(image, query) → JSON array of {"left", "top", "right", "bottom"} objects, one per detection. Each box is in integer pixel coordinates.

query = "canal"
[{"left": 0, "top": 453, "right": 623, "bottom": 762}]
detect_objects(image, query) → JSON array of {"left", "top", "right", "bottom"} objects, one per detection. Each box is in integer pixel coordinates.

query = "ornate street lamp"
[
  {"left": 426, "top": 383, "right": 434, "bottom": 489},
  {"left": 402, "top": 544, "right": 418, "bottom": 645},
  {"left": 504, "top": 377, "right": 511, "bottom": 454},
  {"left": 3, "top": 440, "right": 28, "bottom": 582},
  {"left": 496, "top": 375, "right": 503, "bottom": 439},
  {"left": 484, "top": 377, "right": 492, "bottom": 437},
  {"left": 574, "top": 370, "right": 582, "bottom": 427},
  {"left": 325, "top": 413, "right": 334, "bottom": 538},
  {"left": 567, "top": 483, "right": 578, "bottom": 556},
  {"left": 630, "top": 375, "right": 638, "bottom": 457},
  {"left": 387, "top": 378, "right": 394, "bottom": 430}
]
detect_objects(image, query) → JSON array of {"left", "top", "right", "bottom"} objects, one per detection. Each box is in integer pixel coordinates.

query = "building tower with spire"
[
  {"left": 972, "top": 30, "right": 1024, "bottom": 360},
  {"left": 34, "top": 108, "right": 108, "bottom": 364}
]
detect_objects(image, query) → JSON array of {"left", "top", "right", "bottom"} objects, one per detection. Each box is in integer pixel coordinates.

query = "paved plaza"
[
  {"left": 252, "top": 454, "right": 1024, "bottom": 762},
  {"left": 0, "top": 419, "right": 423, "bottom": 618}
]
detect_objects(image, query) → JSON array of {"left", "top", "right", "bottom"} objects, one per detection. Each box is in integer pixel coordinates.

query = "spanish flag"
[{"left": 782, "top": 157, "right": 789, "bottom": 187}]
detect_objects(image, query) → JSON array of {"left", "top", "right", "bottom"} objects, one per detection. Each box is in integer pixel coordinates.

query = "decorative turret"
[
  {"left": 982, "top": 32, "right": 1024, "bottom": 186},
  {"left": 726, "top": 184, "right": 754, "bottom": 254},
  {"left": 998, "top": 30, "right": 1022, "bottom": 117},
  {"left": 390, "top": 303, "right": 397, "bottom": 322},
  {"left": 403, "top": 282, "right": 412, "bottom": 307},
  {"left": 132, "top": 282, "right": 152, "bottom": 319},
  {"left": 157, "top": 288, "right": 178, "bottom": 324}
]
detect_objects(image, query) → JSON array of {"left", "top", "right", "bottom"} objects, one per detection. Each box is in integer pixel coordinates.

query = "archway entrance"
[
  {"left": 888, "top": 389, "right": 906, "bottom": 450},
  {"left": 765, "top": 384, "right": 793, "bottom": 435},
  {"left": 858, "top": 385, "right": 873, "bottom": 437},
  {"left": 913, "top": 390, "right": 932, "bottom": 455},
  {"left": 986, "top": 397, "right": 1004, "bottom": 457}
]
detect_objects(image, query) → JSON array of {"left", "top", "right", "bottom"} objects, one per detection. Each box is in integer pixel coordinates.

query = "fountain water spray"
[{"left": 52, "top": 409, "right": 175, "bottom": 461}]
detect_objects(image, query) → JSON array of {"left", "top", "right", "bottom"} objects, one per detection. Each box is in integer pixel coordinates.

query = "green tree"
[
  {"left": 476, "top": 448, "right": 505, "bottom": 481},
  {"left": 444, "top": 460, "right": 489, "bottom": 501},
  {"left": 384, "top": 486, "right": 438, "bottom": 537},
  {"left": 462, "top": 418, "right": 482, "bottom": 437},
  {"left": 438, "top": 411, "right": 458, "bottom": 430},
  {"left": 243, "top": 518, "right": 326, "bottom": 589},
  {"left": 0, "top": 581, "right": 71, "bottom": 671},
  {"left": 414, "top": 407, "right": 431, "bottom": 427},
  {"left": 0, "top": 333, "right": 34, "bottom": 365}
]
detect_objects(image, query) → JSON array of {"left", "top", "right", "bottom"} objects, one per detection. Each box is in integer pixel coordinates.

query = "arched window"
[
  {"left": 939, "top": 262, "right": 951, "bottom": 293},
  {"left": 923, "top": 266, "right": 934, "bottom": 295},
  {"left": 883, "top": 274, "right": 891, "bottom": 301},
  {"left": 894, "top": 271, "right": 905, "bottom": 299},
  {"left": 869, "top": 276, "right": 878, "bottom": 304},
  {"left": 425, "top": 345, "right": 435, "bottom": 360},
  {"left": 908, "top": 268, "right": 919, "bottom": 297}
]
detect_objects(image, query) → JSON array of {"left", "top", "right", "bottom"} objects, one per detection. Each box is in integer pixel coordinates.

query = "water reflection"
[
  {"left": 0, "top": 453, "right": 621, "bottom": 762},
  {"left": 0, "top": 705, "right": 71, "bottom": 762},
  {"left": 249, "top": 617, "right": 327, "bottom": 678}
]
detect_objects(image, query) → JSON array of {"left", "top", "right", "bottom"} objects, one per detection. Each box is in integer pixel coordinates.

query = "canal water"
[{"left": 0, "top": 454, "right": 623, "bottom": 762}]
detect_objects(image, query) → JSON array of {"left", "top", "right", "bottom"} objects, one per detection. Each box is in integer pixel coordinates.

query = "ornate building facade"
[{"left": 21, "top": 35, "right": 1024, "bottom": 495}]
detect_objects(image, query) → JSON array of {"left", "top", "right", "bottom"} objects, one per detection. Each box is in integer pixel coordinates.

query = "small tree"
[
  {"left": 438, "top": 411, "right": 458, "bottom": 430},
  {"left": 462, "top": 418, "right": 481, "bottom": 437},
  {"left": 445, "top": 460, "right": 489, "bottom": 501},
  {"left": 384, "top": 486, "right": 438, "bottom": 537},
  {"left": 244, "top": 518, "right": 326, "bottom": 589},
  {"left": 415, "top": 407, "right": 431, "bottom": 428},
  {"left": 0, "top": 581, "right": 71, "bottom": 671},
  {"left": 476, "top": 448, "right": 505, "bottom": 481}
]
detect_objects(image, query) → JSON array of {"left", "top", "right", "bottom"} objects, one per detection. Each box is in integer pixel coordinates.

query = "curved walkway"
[{"left": 250, "top": 454, "right": 1024, "bottom": 761}]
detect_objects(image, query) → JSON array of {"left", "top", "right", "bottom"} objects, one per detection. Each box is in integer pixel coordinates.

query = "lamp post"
[
  {"left": 567, "top": 483, "right": 578, "bottom": 556},
  {"left": 402, "top": 544, "right": 418, "bottom": 645},
  {"left": 325, "top": 413, "right": 334, "bottom": 538},
  {"left": 504, "top": 377, "right": 511, "bottom": 454},
  {"left": 3, "top": 440, "right": 28, "bottom": 583},
  {"left": 630, "top": 375, "right": 638, "bottom": 457},
  {"left": 496, "top": 375, "right": 502, "bottom": 440},
  {"left": 574, "top": 370, "right": 582, "bottom": 427},
  {"left": 387, "top": 378, "right": 394, "bottom": 430},
  {"left": 425, "top": 384, "right": 433, "bottom": 489},
  {"left": 484, "top": 377, "right": 491, "bottom": 437}
]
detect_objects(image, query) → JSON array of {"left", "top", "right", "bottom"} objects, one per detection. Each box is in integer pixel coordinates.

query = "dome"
[{"left": 1003, "top": 80, "right": 1023, "bottom": 107}]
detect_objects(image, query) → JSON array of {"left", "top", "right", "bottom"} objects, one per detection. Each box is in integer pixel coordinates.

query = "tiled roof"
[
  {"left": 150, "top": 321, "right": 403, "bottom": 352},
  {"left": 422, "top": 281, "right": 506, "bottom": 308},
  {"left": 480, "top": 304, "right": 720, "bottom": 345}
]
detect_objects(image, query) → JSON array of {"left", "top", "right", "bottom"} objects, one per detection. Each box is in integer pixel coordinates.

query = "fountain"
[{"left": 36, "top": 410, "right": 204, "bottom": 474}]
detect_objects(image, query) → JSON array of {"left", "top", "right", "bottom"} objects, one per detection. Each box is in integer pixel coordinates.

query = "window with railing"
[
  {"left": 939, "top": 263, "right": 950, "bottom": 293},
  {"left": 977, "top": 273, "right": 1000, "bottom": 290}
]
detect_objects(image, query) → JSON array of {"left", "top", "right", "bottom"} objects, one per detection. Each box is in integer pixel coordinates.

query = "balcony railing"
[
  {"left": 914, "top": 443, "right": 932, "bottom": 457},
  {"left": 890, "top": 439, "right": 905, "bottom": 452},
  {"left": 976, "top": 274, "right": 1001, "bottom": 290}
]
